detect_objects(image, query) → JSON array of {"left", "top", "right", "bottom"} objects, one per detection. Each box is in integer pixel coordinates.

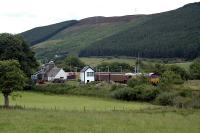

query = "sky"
[{"left": 0, "top": 0, "right": 198, "bottom": 33}]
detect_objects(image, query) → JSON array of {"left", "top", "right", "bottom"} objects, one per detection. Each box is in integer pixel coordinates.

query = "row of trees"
[
  {"left": 62, "top": 55, "right": 200, "bottom": 81},
  {"left": 153, "top": 58, "right": 200, "bottom": 80}
]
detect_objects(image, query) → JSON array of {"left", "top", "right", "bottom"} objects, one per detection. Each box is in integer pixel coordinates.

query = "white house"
[
  {"left": 47, "top": 68, "right": 67, "bottom": 81},
  {"left": 31, "top": 61, "right": 67, "bottom": 82},
  {"left": 80, "top": 66, "right": 95, "bottom": 84}
]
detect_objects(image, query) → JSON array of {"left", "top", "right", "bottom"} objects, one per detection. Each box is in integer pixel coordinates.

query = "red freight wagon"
[{"left": 95, "top": 72, "right": 130, "bottom": 83}]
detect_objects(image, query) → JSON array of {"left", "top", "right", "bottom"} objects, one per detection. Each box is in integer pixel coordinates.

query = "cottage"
[
  {"left": 46, "top": 67, "right": 66, "bottom": 81},
  {"left": 31, "top": 61, "right": 67, "bottom": 82},
  {"left": 80, "top": 66, "right": 95, "bottom": 84}
]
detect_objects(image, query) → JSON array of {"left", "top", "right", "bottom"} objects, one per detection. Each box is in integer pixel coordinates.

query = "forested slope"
[
  {"left": 30, "top": 15, "right": 145, "bottom": 59},
  {"left": 21, "top": 20, "right": 78, "bottom": 45},
  {"left": 79, "top": 3, "right": 200, "bottom": 59},
  {"left": 21, "top": 2, "right": 200, "bottom": 60}
]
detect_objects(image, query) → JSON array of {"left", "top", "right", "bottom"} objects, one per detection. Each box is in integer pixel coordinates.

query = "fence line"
[{"left": 0, "top": 104, "right": 162, "bottom": 112}]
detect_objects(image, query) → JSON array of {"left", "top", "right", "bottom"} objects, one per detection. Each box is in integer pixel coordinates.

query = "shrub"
[
  {"left": 161, "top": 71, "right": 184, "bottom": 85},
  {"left": 172, "top": 96, "right": 192, "bottom": 108},
  {"left": 178, "top": 89, "right": 192, "bottom": 97},
  {"left": 134, "top": 85, "right": 159, "bottom": 101},
  {"left": 189, "top": 58, "right": 200, "bottom": 79},
  {"left": 155, "top": 92, "right": 177, "bottom": 106},
  {"left": 110, "top": 84, "right": 158, "bottom": 101},
  {"left": 110, "top": 87, "right": 137, "bottom": 101},
  {"left": 33, "top": 84, "right": 75, "bottom": 94},
  {"left": 167, "top": 65, "right": 189, "bottom": 80},
  {"left": 127, "top": 76, "right": 148, "bottom": 88}
]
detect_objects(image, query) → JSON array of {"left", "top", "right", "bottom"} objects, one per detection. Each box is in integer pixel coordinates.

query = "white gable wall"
[
  {"left": 48, "top": 69, "right": 67, "bottom": 81},
  {"left": 55, "top": 69, "right": 67, "bottom": 80}
]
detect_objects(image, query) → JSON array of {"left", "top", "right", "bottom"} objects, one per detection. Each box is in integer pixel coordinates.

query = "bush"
[
  {"left": 189, "top": 58, "right": 200, "bottom": 79},
  {"left": 110, "top": 87, "right": 137, "bottom": 101},
  {"left": 172, "top": 96, "right": 192, "bottom": 108},
  {"left": 178, "top": 89, "right": 192, "bottom": 97},
  {"left": 127, "top": 76, "right": 148, "bottom": 88},
  {"left": 161, "top": 71, "right": 184, "bottom": 85},
  {"left": 155, "top": 92, "right": 177, "bottom": 106},
  {"left": 167, "top": 65, "right": 189, "bottom": 80},
  {"left": 134, "top": 85, "right": 159, "bottom": 101},
  {"left": 33, "top": 84, "right": 75, "bottom": 94},
  {"left": 110, "top": 84, "right": 158, "bottom": 101}
]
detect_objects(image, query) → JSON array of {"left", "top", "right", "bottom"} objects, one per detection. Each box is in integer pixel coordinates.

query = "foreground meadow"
[
  {"left": 0, "top": 92, "right": 200, "bottom": 133},
  {"left": 0, "top": 108, "right": 200, "bottom": 133},
  {"left": 1, "top": 92, "right": 156, "bottom": 111}
]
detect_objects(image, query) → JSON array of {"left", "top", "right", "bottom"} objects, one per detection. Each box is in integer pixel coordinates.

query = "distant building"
[
  {"left": 31, "top": 61, "right": 67, "bottom": 82},
  {"left": 80, "top": 66, "right": 95, "bottom": 84}
]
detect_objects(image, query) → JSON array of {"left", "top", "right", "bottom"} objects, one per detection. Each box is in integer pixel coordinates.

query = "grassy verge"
[{"left": 0, "top": 108, "right": 200, "bottom": 133}]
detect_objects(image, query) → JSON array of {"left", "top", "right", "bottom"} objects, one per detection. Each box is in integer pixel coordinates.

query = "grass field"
[
  {"left": 0, "top": 109, "right": 200, "bottom": 133},
  {"left": 172, "top": 62, "right": 192, "bottom": 70},
  {"left": 80, "top": 57, "right": 163, "bottom": 67},
  {"left": 0, "top": 92, "right": 156, "bottom": 111},
  {"left": 80, "top": 57, "right": 137, "bottom": 66},
  {"left": 80, "top": 57, "right": 192, "bottom": 69},
  {"left": 0, "top": 92, "right": 200, "bottom": 133}
]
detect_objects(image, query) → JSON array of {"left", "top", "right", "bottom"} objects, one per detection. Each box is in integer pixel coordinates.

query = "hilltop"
[{"left": 21, "top": 2, "right": 200, "bottom": 60}]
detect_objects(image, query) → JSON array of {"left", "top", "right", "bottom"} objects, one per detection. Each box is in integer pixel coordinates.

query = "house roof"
[
  {"left": 80, "top": 66, "right": 94, "bottom": 72},
  {"left": 47, "top": 67, "right": 61, "bottom": 77}
]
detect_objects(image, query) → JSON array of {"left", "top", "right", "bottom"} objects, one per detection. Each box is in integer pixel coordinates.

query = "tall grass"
[{"left": 0, "top": 108, "right": 200, "bottom": 133}]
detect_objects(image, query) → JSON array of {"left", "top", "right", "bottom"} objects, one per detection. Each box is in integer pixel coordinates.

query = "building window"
[{"left": 87, "top": 72, "right": 94, "bottom": 77}]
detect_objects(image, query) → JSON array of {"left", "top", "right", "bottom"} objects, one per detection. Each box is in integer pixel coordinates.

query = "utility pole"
[
  {"left": 137, "top": 53, "right": 140, "bottom": 73},
  {"left": 74, "top": 67, "right": 77, "bottom": 79},
  {"left": 119, "top": 66, "right": 122, "bottom": 73},
  {"left": 70, "top": 61, "right": 72, "bottom": 72},
  {"left": 99, "top": 68, "right": 101, "bottom": 81},
  {"left": 107, "top": 66, "right": 109, "bottom": 73}
]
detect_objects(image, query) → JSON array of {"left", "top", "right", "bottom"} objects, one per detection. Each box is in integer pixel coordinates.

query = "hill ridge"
[{"left": 21, "top": 2, "right": 200, "bottom": 60}]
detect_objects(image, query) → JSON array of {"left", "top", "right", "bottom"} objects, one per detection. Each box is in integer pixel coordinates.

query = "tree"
[
  {"left": 0, "top": 60, "right": 27, "bottom": 107},
  {"left": 64, "top": 55, "right": 85, "bottom": 72},
  {"left": 0, "top": 33, "right": 38, "bottom": 77},
  {"left": 167, "top": 65, "right": 189, "bottom": 80},
  {"left": 161, "top": 71, "right": 184, "bottom": 85},
  {"left": 153, "top": 63, "right": 167, "bottom": 75},
  {"left": 190, "top": 58, "right": 200, "bottom": 79},
  {"left": 96, "top": 62, "right": 132, "bottom": 72}
]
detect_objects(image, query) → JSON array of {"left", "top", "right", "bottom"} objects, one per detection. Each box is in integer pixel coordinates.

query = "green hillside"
[
  {"left": 22, "top": 2, "right": 200, "bottom": 60},
  {"left": 80, "top": 2, "right": 200, "bottom": 59},
  {"left": 21, "top": 20, "right": 78, "bottom": 45},
  {"left": 31, "top": 16, "right": 146, "bottom": 59}
]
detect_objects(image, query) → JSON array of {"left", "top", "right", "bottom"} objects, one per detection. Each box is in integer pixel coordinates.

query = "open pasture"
[
  {"left": 0, "top": 92, "right": 156, "bottom": 111},
  {"left": 0, "top": 92, "right": 200, "bottom": 133}
]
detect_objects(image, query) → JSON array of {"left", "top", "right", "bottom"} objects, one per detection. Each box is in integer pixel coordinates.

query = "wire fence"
[{"left": 0, "top": 104, "right": 164, "bottom": 113}]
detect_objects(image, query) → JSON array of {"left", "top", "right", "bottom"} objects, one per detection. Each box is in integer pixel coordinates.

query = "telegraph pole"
[{"left": 137, "top": 53, "right": 140, "bottom": 73}]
